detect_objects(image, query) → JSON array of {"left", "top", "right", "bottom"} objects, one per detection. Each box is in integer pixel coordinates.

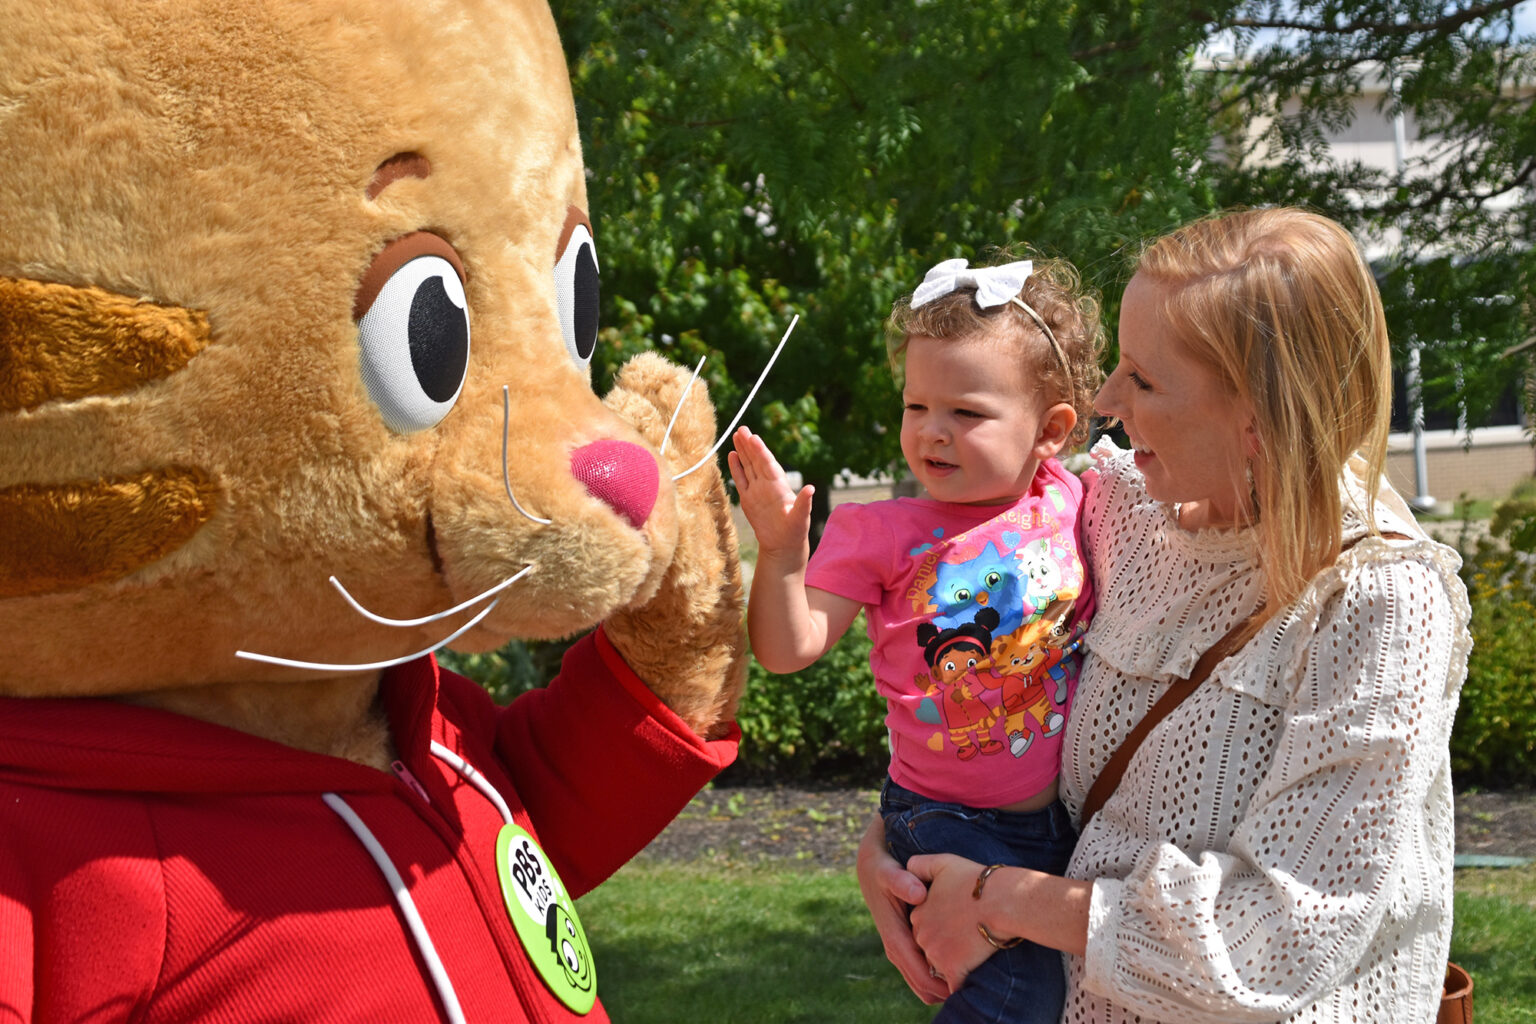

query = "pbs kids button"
[{"left": 495, "top": 823, "right": 596, "bottom": 1014}]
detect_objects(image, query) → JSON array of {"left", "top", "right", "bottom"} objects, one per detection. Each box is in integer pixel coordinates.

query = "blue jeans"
[{"left": 880, "top": 778, "right": 1076, "bottom": 1024}]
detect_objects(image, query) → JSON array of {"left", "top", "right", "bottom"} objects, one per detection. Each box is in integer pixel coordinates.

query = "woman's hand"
[
  {"left": 726, "top": 426, "right": 813, "bottom": 557},
  {"left": 855, "top": 815, "right": 949, "bottom": 1004},
  {"left": 906, "top": 852, "right": 995, "bottom": 992},
  {"left": 909, "top": 855, "right": 1094, "bottom": 972}
]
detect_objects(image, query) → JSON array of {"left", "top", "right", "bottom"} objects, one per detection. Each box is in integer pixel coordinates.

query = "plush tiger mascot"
[{"left": 0, "top": 2, "right": 746, "bottom": 1020}]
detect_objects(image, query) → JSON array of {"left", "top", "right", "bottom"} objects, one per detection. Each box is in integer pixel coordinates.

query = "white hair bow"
[
  {"left": 910, "top": 258, "right": 1034, "bottom": 310},
  {"left": 907, "top": 256, "right": 1073, "bottom": 395}
]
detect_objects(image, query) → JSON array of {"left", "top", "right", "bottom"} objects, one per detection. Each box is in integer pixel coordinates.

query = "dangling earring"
[{"left": 1245, "top": 458, "right": 1260, "bottom": 523}]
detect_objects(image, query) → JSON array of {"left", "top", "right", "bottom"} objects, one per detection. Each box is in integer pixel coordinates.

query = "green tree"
[
  {"left": 1206, "top": 0, "right": 1535, "bottom": 429},
  {"left": 554, "top": 2, "right": 1533, "bottom": 531},
  {"left": 456, "top": 2, "right": 1531, "bottom": 722},
  {"left": 554, "top": 0, "right": 1224, "bottom": 539}
]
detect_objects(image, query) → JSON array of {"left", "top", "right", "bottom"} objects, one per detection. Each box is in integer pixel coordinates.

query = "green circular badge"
[{"left": 495, "top": 823, "right": 596, "bottom": 1014}]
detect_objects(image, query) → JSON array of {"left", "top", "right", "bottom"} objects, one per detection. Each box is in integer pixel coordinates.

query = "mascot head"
[{"left": 0, "top": 1, "right": 739, "bottom": 749}]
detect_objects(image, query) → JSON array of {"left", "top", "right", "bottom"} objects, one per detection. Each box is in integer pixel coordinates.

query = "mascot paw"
[{"left": 602, "top": 353, "right": 746, "bottom": 740}]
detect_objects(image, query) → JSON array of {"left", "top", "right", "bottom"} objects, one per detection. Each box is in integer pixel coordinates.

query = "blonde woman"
[{"left": 857, "top": 207, "right": 1472, "bottom": 1024}]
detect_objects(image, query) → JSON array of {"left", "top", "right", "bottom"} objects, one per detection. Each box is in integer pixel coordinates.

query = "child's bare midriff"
[{"left": 997, "top": 778, "right": 1059, "bottom": 813}]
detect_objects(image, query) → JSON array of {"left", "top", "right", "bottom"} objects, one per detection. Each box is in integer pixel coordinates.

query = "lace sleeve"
[{"left": 1080, "top": 555, "right": 1467, "bottom": 1022}]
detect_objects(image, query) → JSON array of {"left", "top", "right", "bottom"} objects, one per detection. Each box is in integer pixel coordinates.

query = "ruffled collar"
[
  {"left": 1085, "top": 440, "right": 1267, "bottom": 683},
  {"left": 1159, "top": 501, "right": 1261, "bottom": 564},
  {"left": 1084, "top": 439, "right": 1453, "bottom": 705}
]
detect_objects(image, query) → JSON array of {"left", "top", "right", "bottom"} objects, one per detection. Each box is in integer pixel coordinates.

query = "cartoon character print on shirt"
[
  {"left": 911, "top": 508, "right": 1082, "bottom": 636},
  {"left": 976, "top": 598, "right": 1080, "bottom": 757},
  {"left": 914, "top": 608, "right": 1004, "bottom": 761},
  {"left": 1017, "top": 538, "right": 1069, "bottom": 618},
  {"left": 928, "top": 542, "right": 1030, "bottom": 638},
  {"left": 907, "top": 494, "right": 1085, "bottom": 760}
]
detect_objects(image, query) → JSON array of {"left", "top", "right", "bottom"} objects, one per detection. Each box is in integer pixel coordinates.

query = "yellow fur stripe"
[
  {"left": 0, "top": 277, "right": 211, "bottom": 412},
  {"left": 0, "top": 469, "right": 218, "bottom": 598}
]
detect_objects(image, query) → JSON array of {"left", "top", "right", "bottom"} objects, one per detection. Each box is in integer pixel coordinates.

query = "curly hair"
[{"left": 885, "top": 248, "right": 1105, "bottom": 448}]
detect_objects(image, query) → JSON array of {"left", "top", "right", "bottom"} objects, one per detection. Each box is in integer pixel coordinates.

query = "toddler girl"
[{"left": 729, "top": 252, "right": 1103, "bottom": 1023}]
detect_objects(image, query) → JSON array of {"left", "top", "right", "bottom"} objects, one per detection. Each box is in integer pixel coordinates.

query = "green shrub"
[
  {"left": 444, "top": 621, "right": 889, "bottom": 784},
  {"left": 729, "top": 615, "right": 889, "bottom": 783},
  {"left": 439, "top": 637, "right": 575, "bottom": 705},
  {"left": 1452, "top": 493, "right": 1536, "bottom": 789}
]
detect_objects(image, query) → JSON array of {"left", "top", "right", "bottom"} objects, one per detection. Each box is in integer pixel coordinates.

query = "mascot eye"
[
  {"left": 554, "top": 206, "right": 601, "bottom": 373},
  {"left": 953, "top": 588, "right": 971, "bottom": 603},
  {"left": 354, "top": 232, "right": 470, "bottom": 434},
  {"left": 984, "top": 571, "right": 1002, "bottom": 588}
]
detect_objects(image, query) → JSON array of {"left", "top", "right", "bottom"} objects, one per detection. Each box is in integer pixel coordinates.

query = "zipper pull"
[{"left": 391, "top": 760, "right": 431, "bottom": 803}]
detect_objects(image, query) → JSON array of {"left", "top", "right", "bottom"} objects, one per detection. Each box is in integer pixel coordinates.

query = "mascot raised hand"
[{"left": 0, "top": 2, "right": 747, "bottom": 1020}]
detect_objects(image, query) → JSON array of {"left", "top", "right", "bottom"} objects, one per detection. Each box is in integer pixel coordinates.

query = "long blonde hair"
[{"left": 1135, "top": 208, "right": 1393, "bottom": 607}]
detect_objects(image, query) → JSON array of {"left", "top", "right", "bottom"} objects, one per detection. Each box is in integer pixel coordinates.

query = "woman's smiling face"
[{"left": 1095, "top": 273, "right": 1254, "bottom": 529}]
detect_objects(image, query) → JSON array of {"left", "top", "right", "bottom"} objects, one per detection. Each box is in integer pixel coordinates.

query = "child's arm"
[{"left": 727, "top": 426, "right": 860, "bottom": 674}]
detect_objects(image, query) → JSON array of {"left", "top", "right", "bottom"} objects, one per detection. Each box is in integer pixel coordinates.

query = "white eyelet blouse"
[{"left": 1061, "top": 440, "right": 1471, "bottom": 1024}]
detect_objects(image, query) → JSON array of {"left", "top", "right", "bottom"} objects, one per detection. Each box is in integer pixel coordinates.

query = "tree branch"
[{"left": 1204, "top": 0, "right": 1524, "bottom": 38}]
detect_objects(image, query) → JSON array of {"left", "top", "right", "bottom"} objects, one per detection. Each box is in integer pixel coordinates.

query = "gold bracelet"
[
  {"left": 972, "top": 864, "right": 1025, "bottom": 949},
  {"left": 978, "top": 923, "right": 1025, "bottom": 950},
  {"left": 971, "top": 863, "right": 1005, "bottom": 899}
]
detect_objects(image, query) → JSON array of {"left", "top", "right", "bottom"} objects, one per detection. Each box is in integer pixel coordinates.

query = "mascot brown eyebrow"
[{"left": 0, "top": 2, "right": 747, "bottom": 1020}]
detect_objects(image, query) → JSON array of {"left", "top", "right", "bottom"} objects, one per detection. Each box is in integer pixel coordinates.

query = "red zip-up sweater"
[{"left": 0, "top": 629, "right": 737, "bottom": 1023}]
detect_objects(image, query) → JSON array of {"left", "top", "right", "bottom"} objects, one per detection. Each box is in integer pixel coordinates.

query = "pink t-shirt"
[{"left": 806, "top": 457, "right": 1093, "bottom": 807}]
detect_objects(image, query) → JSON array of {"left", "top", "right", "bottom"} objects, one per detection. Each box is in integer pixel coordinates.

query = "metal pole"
[
  {"left": 1393, "top": 68, "right": 1436, "bottom": 511},
  {"left": 1407, "top": 341, "right": 1436, "bottom": 510}
]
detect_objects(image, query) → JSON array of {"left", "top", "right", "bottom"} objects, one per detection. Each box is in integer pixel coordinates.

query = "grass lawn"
[
  {"left": 580, "top": 860, "right": 1536, "bottom": 1023},
  {"left": 578, "top": 861, "right": 937, "bottom": 1023},
  {"left": 1451, "top": 863, "right": 1536, "bottom": 1023}
]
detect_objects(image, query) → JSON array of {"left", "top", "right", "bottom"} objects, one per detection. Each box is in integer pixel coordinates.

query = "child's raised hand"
[{"left": 727, "top": 426, "right": 814, "bottom": 557}]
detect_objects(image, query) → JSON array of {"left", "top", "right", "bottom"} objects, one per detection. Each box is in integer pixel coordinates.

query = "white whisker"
[
  {"left": 502, "top": 385, "right": 553, "bottom": 524},
  {"left": 236, "top": 597, "right": 502, "bottom": 673},
  {"left": 660, "top": 355, "right": 707, "bottom": 456},
  {"left": 672, "top": 314, "right": 798, "bottom": 482},
  {"left": 329, "top": 565, "right": 535, "bottom": 628}
]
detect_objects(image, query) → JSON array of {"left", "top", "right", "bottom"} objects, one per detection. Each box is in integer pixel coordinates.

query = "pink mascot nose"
[{"left": 570, "top": 439, "right": 659, "bottom": 530}]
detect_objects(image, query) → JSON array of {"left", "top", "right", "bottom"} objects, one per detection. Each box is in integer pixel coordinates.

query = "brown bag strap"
[
  {"left": 1078, "top": 608, "right": 1265, "bottom": 830},
  {"left": 1078, "top": 529, "right": 1411, "bottom": 831}
]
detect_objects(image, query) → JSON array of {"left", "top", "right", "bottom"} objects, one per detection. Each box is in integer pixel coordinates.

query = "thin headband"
[{"left": 910, "top": 258, "right": 1073, "bottom": 395}]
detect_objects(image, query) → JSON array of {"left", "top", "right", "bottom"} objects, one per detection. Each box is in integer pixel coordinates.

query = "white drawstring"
[
  {"left": 322, "top": 792, "right": 469, "bottom": 1024},
  {"left": 430, "top": 741, "right": 513, "bottom": 825},
  {"left": 323, "top": 744, "right": 521, "bottom": 1022}
]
